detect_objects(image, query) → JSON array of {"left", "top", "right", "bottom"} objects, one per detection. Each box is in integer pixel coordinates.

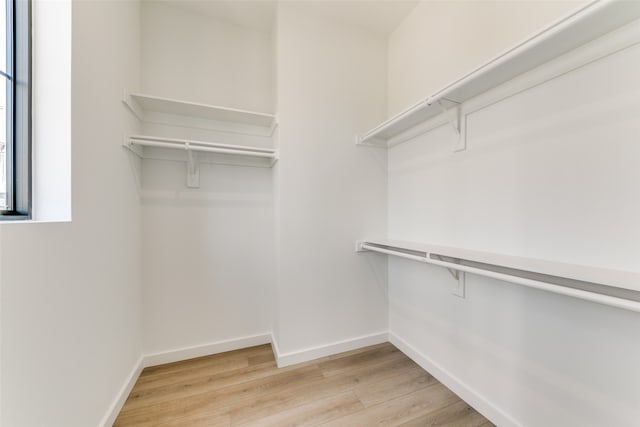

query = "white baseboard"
[
  {"left": 272, "top": 331, "right": 388, "bottom": 368},
  {"left": 270, "top": 332, "right": 283, "bottom": 363},
  {"left": 99, "top": 333, "right": 272, "bottom": 426},
  {"left": 100, "top": 332, "right": 515, "bottom": 427},
  {"left": 99, "top": 332, "right": 389, "bottom": 425},
  {"left": 99, "top": 355, "right": 144, "bottom": 427},
  {"left": 143, "top": 333, "right": 273, "bottom": 367},
  {"left": 389, "top": 332, "right": 522, "bottom": 427}
]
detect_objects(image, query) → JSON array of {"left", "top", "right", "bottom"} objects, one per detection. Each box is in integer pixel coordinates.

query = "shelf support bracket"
[
  {"left": 453, "top": 272, "right": 466, "bottom": 298},
  {"left": 436, "top": 99, "right": 466, "bottom": 152},
  {"left": 122, "top": 135, "right": 143, "bottom": 195},
  {"left": 355, "top": 134, "right": 386, "bottom": 147},
  {"left": 436, "top": 99, "right": 460, "bottom": 136},
  {"left": 185, "top": 143, "right": 200, "bottom": 188},
  {"left": 431, "top": 253, "right": 466, "bottom": 298}
]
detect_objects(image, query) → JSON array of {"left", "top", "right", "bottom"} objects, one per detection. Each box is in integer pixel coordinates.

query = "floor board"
[{"left": 114, "top": 343, "right": 493, "bottom": 427}]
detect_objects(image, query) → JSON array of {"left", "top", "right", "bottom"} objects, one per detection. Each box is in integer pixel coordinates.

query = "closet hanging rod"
[
  {"left": 129, "top": 139, "right": 276, "bottom": 158},
  {"left": 359, "top": 243, "right": 640, "bottom": 314},
  {"left": 129, "top": 134, "right": 276, "bottom": 154}
]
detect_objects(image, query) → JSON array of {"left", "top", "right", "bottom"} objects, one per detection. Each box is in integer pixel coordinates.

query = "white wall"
[
  {"left": 141, "top": 161, "right": 275, "bottom": 355},
  {"left": 5, "top": 2, "right": 634, "bottom": 426},
  {"left": 0, "top": 1, "right": 142, "bottom": 426},
  {"left": 273, "top": 2, "right": 388, "bottom": 363},
  {"left": 140, "top": 2, "right": 276, "bottom": 356},
  {"left": 141, "top": 1, "right": 274, "bottom": 112},
  {"left": 388, "top": 0, "right": 585, "bottom": 115},
  {"left": 387, "top": 4, "right": 640, "bottom": 426}
]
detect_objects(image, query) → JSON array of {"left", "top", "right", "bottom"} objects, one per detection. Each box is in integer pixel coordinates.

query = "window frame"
[{"left": 1, "top": 0, "right": 31, "bottom": 220}]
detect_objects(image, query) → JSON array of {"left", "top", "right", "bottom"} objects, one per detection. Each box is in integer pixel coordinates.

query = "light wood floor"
[{"left": 114, "top": 343, "right": 492, "bottom": 426}]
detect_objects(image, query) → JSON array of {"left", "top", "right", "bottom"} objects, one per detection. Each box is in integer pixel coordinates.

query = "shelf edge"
[{"left": 357, "top": 0, "right": 640, "bottom": 146}]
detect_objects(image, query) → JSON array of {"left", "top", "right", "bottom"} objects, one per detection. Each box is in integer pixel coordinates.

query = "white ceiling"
[
  {"left": 161, "top": 1, "right": 277, "bottom": 32},
  {"left": 164, "top": 0, "right": 419, "bottom": 35},
  {"left": 299, "top": 1, "right": 420, "bottom": 35}
]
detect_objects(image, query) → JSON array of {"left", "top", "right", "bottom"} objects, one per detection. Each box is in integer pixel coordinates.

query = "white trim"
[
  {"left": 101, "top": 333, "right": 522, "bottom": 426},
  {"left": 389, "top": 332, "right": 522, "bottom": 427},
  {"left": 273, "top": 331, "right": 388, "bottom": 368},
  {"left": 99, "top": 355, "right": 144, "bottom": 427},
  {"left": 99, "top": 332, "right": 389, "bottom": 424},
  {"left": 270, "top": 333, "right": 284, "bottom": 366},
  {"left": 143, "top": 333, "right": 272, "bottom": 367}
]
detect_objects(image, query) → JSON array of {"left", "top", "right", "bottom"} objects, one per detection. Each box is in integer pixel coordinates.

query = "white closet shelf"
[
  {"left": 124, "top": 91, "right": 277, "bottom": 130},
  {"left": 356, "top": 238, "right": 640, "bottom": 313},
  {"left": 357, "top": 0, "right": 640, "bottom": 146},
  {"left": 125, "top": 135, "right": 278, "bottom": 163}
]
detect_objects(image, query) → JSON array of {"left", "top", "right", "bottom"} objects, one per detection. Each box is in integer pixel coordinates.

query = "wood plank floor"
[{"left": 114, "top": 343, "right": 493, "bottom": 426}]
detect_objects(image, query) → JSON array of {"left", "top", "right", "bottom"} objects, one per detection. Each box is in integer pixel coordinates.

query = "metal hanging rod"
[
  {"left": 358, "top": 242, "right": 640, "bottom": 314},
  {"left": 127, "top": 135, "right": 277, "bottom": 158}
]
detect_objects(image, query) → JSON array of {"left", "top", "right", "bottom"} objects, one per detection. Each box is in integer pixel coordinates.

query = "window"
[{"left": 1, "top": 0, "right": 30, "bottom": 219}]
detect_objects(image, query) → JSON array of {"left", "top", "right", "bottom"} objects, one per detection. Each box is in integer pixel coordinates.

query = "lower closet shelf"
[
  {"left": 124, "top": 135, "right": 278, "bottom": 163},
  {"left": 356, "top": 238, "right": 640, "bottom": 313},
  {"left": 123, "top": 135, "right": 278, "bottom": 188}
]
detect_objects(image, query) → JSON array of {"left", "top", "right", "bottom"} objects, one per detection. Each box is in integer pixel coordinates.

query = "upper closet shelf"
[
  {"left": 123, "top": 91, "right": 278, "bottom": 135},
  {"left": 357, "top": 0, "right": 640, "bottom": 147}
]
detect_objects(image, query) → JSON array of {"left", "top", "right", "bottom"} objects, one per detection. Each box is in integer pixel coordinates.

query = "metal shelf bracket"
[
  {"left": 453, "top": 271, "right": 466, "bottom": 298},
  {"left": 435, "top": 99, "right": 460, "bottom": 136},
  {"left": 435, "top": 99, "right": 466, "bottom": 152},
  {"left": 355, "top": 134, "right": 385, "bottom": 147},
  {"left": 185, "top": 143, "right": 200, "bottom": 188},
  {"left": 431, "top": 253, "right": 466, "bottom": 298}
]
